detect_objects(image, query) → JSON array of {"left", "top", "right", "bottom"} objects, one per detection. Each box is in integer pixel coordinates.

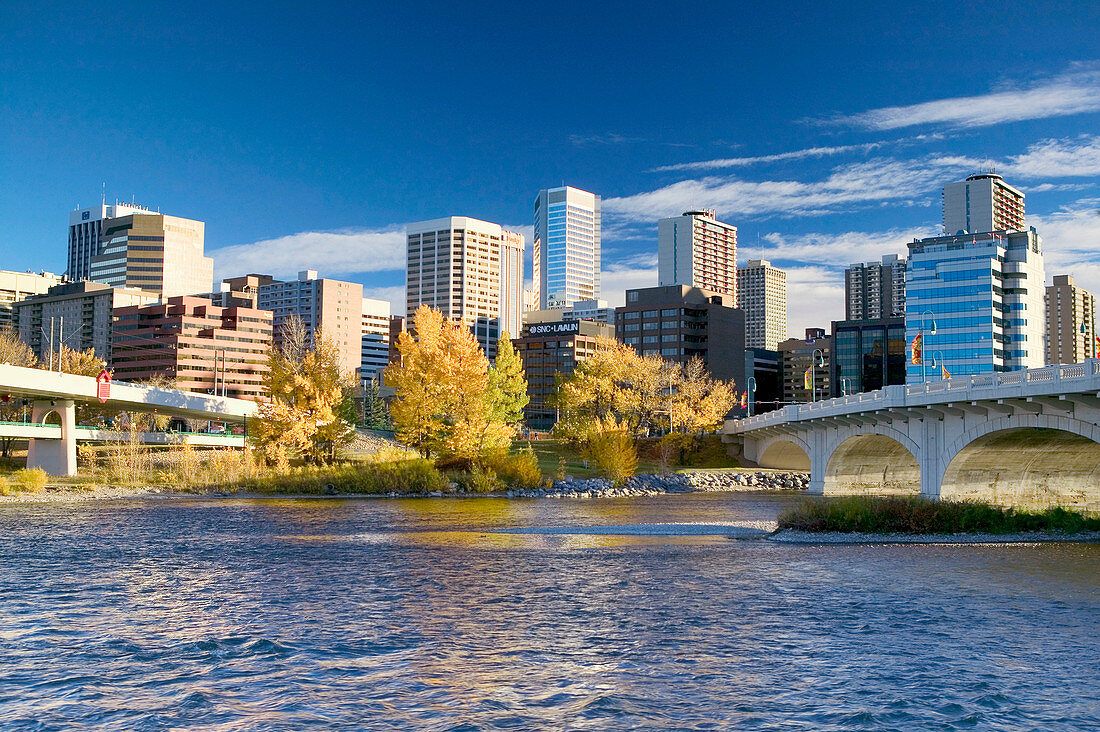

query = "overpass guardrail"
[{"left": 727, "top": 359, "right": 1100, "bottom": 433}]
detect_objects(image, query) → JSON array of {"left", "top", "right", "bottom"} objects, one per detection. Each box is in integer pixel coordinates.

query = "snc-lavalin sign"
[{"left": 528, "top": 321, "right": 580, "bottom": 337}]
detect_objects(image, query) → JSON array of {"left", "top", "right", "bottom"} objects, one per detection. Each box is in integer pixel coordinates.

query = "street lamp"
[
  {"left": 929, "top": 351, "right": 946, "bottom": 379},
  {"left": 811, "top": 349, "right": 826, "bottom": 402},
  {"left": 746, "top": 376, "right": 757, "bottom": 417},
  {"left": 841, "top": 377, "right": 852, "bottom": 396},
  {"left": 919, "top": 310, "right": 937, "bottom": 383}
]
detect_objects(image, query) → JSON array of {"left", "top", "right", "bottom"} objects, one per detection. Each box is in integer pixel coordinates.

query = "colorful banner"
[
  {"left": 942, "top": 365, "right": 950, "bottom": 380},
  {"left": 910, "top": 333, "right": 923, "bottom": 365},
  {"left": 803, "top": 366, "right": 813, "bottom": 391},
  {"left": 740, "top": 391, "right": 748, "bottom": 409}
]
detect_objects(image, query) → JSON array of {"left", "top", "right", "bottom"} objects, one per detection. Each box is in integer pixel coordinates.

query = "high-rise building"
[
  {"left": 737, "top": 259, "right": 787, "bottom": 350},
  {"left": 615, "top": 285, "right": 745, "bottom": 384},
  {"left": 207, "top": 274, "right": 279, "bottom": 309},
  {"left": 499, "top": 230, "right": 524, "bottom": 339},
  {"left": 0, "top": 270, "right": 63, "bottom": 329},
  {"left": 1045, "top": 274, "right": 1096, "bottom": 365},
  {"left": 532, "top": 186, "right": 601, "bottom": 308},
  {"left": 905, "top": 229, "right": 1045, "bottom": 383},
  {"left": 778, "top": 328, "right": 831, "bottom": 404},
  {"left": 831, "top": 317, "right": 907, "bottom": 397},
  {"left": 405, "top": 216, "right": 524, "bottom": 357},
  {"left": 68, "top": 202, "right": 156, "bottom": 282},
  {"left": 658, "top": 209, "right": 738, "bottom": 299},
  {"left": 257, "top": 270, "right": 364, "bottom": 378},
  {"left": 845, "top": 254, "right": 906, "bottom": 320},
  {"left": 111, "top": 296, "right": 272, "bottom": 401},
  {"left": 13, "top": 281, "right": 160, "bottom": 364},
  {"left": 942, "top": 173, "right": 1025, "bottom": 235},
  {"left": 361, "top": 297, "right": 392, "bottom": 382},
  {"left": 513, "top": 313, "right": 614, "bottom": 430},
  {"left": 89, "top": 213, "right": 214, "bottom": 297}
]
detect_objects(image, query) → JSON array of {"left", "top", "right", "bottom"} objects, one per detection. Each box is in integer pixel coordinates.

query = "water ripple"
[{"left": 0, "top": 494, "right": 1096, "bottom": 730}]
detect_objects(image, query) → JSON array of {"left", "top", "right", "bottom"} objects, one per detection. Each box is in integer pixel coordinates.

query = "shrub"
[
  {"left": 484, "top": 447, "right": 543, "bottom": 489},
  {"left": 457, "top": 464, "right": 501, "bottom": 494},
  {"left": 778, "top": 495, "right": 1100, "bottom": 534},
  {"left": 583, "top": 430, "right": 637, "bottom": 486},
  {"left": 12, "top": 467, "right": 49, "bottom": 493}
]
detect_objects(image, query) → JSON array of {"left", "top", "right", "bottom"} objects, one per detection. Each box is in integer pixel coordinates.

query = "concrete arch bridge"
[{"left": 723, "top": 361, "right": 1100, "bottom": 513}]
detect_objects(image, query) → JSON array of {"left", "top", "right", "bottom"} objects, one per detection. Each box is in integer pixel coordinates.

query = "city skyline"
[{"left": 2, "top": 2, "right": 1099, "bottom": 336}]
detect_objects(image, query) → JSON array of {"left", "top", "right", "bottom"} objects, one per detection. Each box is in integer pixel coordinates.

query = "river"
[{"left": 0, "top": 492, "right": 1097, "bottom": 730}]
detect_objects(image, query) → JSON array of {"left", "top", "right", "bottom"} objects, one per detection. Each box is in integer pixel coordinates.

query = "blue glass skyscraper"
[
  {"left": 532, "top": 186, "right": 600, "bottom": 309},
  {"left": 905, "top": 229, "right": 1045, "bottom": 383}
]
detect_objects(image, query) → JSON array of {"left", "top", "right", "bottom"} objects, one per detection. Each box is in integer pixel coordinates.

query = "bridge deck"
[
  {"left": 0, "top": 364, "right": 257, "bottom": 422},
  {"left": 727, "top": 360, "right": 1100, "bottom": 433}
]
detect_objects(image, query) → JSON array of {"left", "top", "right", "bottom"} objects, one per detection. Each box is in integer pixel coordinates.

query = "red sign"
[{"left": 96, "top": 369, "right": 112, "bottom": 404}]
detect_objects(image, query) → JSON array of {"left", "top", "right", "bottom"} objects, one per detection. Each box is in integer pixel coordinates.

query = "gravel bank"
[
  {"left": 768, "top": 529, "right": 1100, "bottom": 544},
  {"left": 505, "top": 470, "right": 810, "bottom": 499}
]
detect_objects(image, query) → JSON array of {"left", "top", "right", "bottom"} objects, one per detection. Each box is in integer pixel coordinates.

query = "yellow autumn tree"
[
  {"left": 671, "top": 356, "right": 737, "bottom": 436},
  {"left": 253, "top": 318, "right": 355, "bottom": 466},
  {"left": 387, "top": 306, "right": 511, "bottom": 462},
  {"left": 555, "top": 336, "right": 674, "bottom": 441}
]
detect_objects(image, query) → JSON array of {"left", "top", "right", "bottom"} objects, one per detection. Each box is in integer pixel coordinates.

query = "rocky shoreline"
[{"left": 501, "top": 470, "right": 810, "bottom": 499}]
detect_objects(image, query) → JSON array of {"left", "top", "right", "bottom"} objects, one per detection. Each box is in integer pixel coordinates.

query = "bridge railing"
[{"left": 728, "top": 359, "right": 1100, "bottom": 433}]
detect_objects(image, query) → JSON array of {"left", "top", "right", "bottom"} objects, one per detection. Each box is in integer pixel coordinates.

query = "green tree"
[{"left": 487, "top": 333, "right": 528, "bottom": 427}]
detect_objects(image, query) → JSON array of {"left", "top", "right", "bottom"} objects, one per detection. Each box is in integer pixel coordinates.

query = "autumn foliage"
[
  {"left": 386, "top": 306, "right": 528, "bottom": 463},
  {"left": 253, "top": 318, "right": 356, "bottom": 466}
]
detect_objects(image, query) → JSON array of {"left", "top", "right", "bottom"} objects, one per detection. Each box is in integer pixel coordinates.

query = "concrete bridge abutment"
[{"left": 26, "top": 399, "right": 77, "bottom": 477}]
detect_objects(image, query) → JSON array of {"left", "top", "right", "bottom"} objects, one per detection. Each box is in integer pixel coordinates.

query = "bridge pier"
[{"left": 26, "top": 400, "right": 76, "bottom": 477}]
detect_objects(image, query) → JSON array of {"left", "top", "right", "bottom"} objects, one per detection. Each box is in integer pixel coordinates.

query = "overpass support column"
[
  {"left": 807, "top": 429, "right": 829, "bottom": 495},
  {"left": 27, "top": 400, "right": 77, "bottom": 477},
  {"left": 918, "top": 418, "right": 944, "bottom": 500}
]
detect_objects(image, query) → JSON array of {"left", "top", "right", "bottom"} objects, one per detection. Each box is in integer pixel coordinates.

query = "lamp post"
[
  {"left": 918, "top": 310, "right": 937, "bottom": 383},
  {"left": 811, "top": 349, "right": 826, "bottom": 402},
  {"left": 746, "top": 376, "right": 757, "bottom": 417},
  {"left": 841, "top": 377, "right": 852, "bottom": 396},
  {"left": 930, "top": 351, "right": 945, "bottom": 379}
]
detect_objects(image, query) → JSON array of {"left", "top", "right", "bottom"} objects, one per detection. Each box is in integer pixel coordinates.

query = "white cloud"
[
  {"left": 362, "top": 285, "right": 405, "bottom": 317},
  {"left": 599, "top": 263, "right": 658, "bottom": 308},
  {"left": 1025, "top": 182, "right": 1094, "bottom": 193},
  {"left": 1030, "top": 199, "right": 1100, "bottom": 291},
  {"left": 652, "top": 143, "right": 882, "bottom": 172},
  {"left": 784, "top": 265, "right": 846, "bottom": 338},
  {"left": 211, "top": 226, "right": 406, "bottom": 280},
  {"left": 1001, "top": 135, "right": 1100, "bottom": 178},
  {"left": 504, "top": 224, "right": 535, "bottom": 249},
  {"left": 604, "top": 157, "right": 968, "bottom": 223},
  {"left": 932, "top": 135, "right": 1100, "bottom": 180},
  {"left": 760, "top": 225, "right": 937, "bottom": 266},
  {"left": 830, "top": 65, "right": 1100, "bottom": 130}
]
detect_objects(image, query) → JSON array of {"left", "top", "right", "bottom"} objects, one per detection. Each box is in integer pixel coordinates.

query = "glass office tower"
[
  {"left": 905, "top": 229, "right": 1045, "bottom": 383},
  {"left": 532, "top": 186, "right": 601, "bottom": 309}
]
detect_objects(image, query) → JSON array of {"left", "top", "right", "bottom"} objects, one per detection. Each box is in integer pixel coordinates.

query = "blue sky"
[{"left": 2, "top": 0, "right": 1099, "bottom": 335}]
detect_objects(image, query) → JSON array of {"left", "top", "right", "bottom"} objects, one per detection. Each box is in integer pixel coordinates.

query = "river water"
[{"left": 0, "top": 493, "right": 1097, "bottom": 731}]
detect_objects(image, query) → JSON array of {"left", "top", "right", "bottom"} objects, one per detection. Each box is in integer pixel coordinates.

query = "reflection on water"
[{"left": 0, "top": 493, "right": 1096, "bottom": 731}]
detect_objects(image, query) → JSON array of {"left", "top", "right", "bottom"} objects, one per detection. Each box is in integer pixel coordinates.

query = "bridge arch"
[
  {"left": 39, "top": 409, "right": 63, "bottom": 428},
  {"left": 755, "top": 434, "right": 811, "bottom": 471},
  {"left": 939, "top": 415, "right": 1100, "bottom": 513},
  {"left": 823, "top": 425, "right": 921, "bottom": 496}
]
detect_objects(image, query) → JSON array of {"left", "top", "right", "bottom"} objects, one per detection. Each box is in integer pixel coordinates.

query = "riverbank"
[
  {"left": 0, "top": 469, "right": 810, "bottom": 504},
  {"left": 768, "top": 528, "right": 1100, "bottom": 544}
]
